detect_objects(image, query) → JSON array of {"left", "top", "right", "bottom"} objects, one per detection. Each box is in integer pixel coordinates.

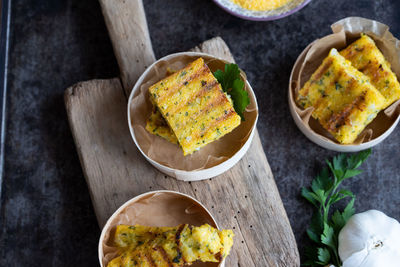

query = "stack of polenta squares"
[
  {"left": 297, "top": 34, "right": 400, "bottom": 144},
  {"left": 146, "top": 58, "right": 241, "bottom": 155}
]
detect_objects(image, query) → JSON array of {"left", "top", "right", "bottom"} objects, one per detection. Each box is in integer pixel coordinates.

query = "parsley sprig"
[
  {"left": 302, "top": 149, "right": 371, "bottom": 267},
  {"left": 213, "top": 64, "right": 250, "bottom": 120}
]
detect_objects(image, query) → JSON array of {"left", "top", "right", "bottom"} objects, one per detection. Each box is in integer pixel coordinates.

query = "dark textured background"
[{"left": 0, "top": 0, "right": 399, "bottom": 266}]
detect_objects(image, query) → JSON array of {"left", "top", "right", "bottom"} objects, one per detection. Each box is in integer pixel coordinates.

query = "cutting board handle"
[{"left": 99, "top": 0, "right": 155, "bottom": 94}]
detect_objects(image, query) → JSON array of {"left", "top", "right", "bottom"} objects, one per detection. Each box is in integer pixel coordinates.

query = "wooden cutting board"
[{"left": 64, "top": 0, "right": 300, "bottom": 266}]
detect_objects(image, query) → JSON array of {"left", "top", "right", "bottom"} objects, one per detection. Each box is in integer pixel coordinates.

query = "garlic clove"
[
  {"left": 339, "top": 210, "right": 400, "bottom": 267},
  {"left": 359, "top": 244, "right": 399, "bottom": 267},
  {"left": 342, "top": 248, "right": 367, "bottom": 267},
  {"left": 339, "top": 216, "right": 370, "bottom": 261}
]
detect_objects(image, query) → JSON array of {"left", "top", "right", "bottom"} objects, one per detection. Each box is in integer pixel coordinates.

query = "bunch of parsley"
[
  {"left": 302, "top": 149, "right": 371, "bottom": 267},
  {"left": 213, "top": 64, "right": 250, "bottom": 120}
]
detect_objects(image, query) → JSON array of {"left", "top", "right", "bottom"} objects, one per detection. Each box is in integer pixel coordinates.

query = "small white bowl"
[
  {"left": 128, "top": 52, "right": 258, "bottom": 180},
  {"left": 288, "top": 17, "right": 400, "bottom": 152},
  {"left": 213, "top": 0, "right": 311, "bottom": 21},
  {"left": 98, "top": 190, "right": 225, "bottom": 267},
  {"left": 289, "top": 43, "right": 400, "bottom": 152}
]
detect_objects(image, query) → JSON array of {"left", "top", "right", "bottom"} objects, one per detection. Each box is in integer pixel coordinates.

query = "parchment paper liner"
[
  {"left": 99, "top": 191, "right": 221, "bottom": 267},
  {"left": 130, "top": 53, "right": 258, "bottom": 171},
  {"left": 289, "top": 17, "right": 400, "bottom": 145}
]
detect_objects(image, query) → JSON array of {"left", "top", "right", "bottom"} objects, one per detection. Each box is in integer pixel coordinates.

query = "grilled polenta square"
[
  {"left": 108, "top": 224, "right": 234, "bottom": 267},
  {"left": 146, "top": 108, "right": 178, "bottom": 144},
  {"left": 297, "top": 49, "right": 386, "bottom": 144},
  {"left": 340, "top": 34, "right": 400, "bottom": 108},
  {"left": 149, "top": 58, "right": 241, "bottom": 155}
]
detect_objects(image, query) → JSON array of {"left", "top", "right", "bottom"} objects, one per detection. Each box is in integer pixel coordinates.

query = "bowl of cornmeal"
[{"left": 213, "top": 0, "right": 311, "bottom": 21}]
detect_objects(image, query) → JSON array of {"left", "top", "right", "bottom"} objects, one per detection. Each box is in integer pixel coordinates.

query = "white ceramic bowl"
[
  {"left": 98, "top": 190, "right": 225, "bottom": 267},
  {"left": 213, "top": 0, "right": 311, "bottom": 21},
  {"left": 288, "top": 33, "right": 400, "bottom": 152},
  {"left": 128, "top": 52, "right": 258, "bottom": 180}
]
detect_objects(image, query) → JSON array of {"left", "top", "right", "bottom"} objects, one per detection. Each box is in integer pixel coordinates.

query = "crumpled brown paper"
[
  {"left": 101, "top": 192, "right": 219, "bottom": 267},
  {"left": 289, "top": 17, "right": 400, "bottom": 144},
  {"left": 130, "top": 54, "right": 258, "bottom": 171}
]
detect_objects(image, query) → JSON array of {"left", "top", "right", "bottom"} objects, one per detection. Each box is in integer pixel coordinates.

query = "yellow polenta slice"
[
  {"left": 148, "top": 58, "right": 241, "bottom": 155},
  {"left": 340, "top": 34, "right": 400, "bottom": 108},
  {"left": 146, "top": 108, "right": 178, "bottom": 144},
  {"left": 108, "top": 224, "right": 234, "bottom": 267},
  {"left": 297, "top": 48, "right": 386, "bottom": 144}
]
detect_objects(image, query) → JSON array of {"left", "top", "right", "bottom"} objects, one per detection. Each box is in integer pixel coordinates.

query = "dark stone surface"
[{"left": 0, "top": 0, "right": 399, "bottom": 265}]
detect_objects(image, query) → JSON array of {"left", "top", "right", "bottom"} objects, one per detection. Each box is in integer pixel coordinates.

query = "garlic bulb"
[{"left": 338, "top": 210, "right": 400, "bottom": 267}]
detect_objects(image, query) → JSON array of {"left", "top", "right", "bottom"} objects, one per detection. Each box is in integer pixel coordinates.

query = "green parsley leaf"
[
  {"left": 347, "top": 149, "right": 372, "bottom": 169},
  {"left": 307, "top": 212, "right": 324, "bottom": 243},
  {"left": 321, "top": 223, "right": 336, "bottom": 250},
  {"left": 301, "top": 187, "right": 319, "bottom": 208},
  {"left": 329, "top": 189, "right": 354, "bottom": 206},
  {"left": 343, "top": 169, "right": 363, "bottom": 179},
  {"left": 213, "top": 69, "right": 226, "bottom": 89},
  {"left": 311, "top": 167, "right": 333, "bottom": 193},
  {"left": 317, "top": 247, "right": 331, "bottom": 265},
  {"left": 331, "top": 210, "right": 346, "bottom": 231},
  {"left": 213, "top": 64, "right": 250, "bottom": 120},
  {"left": 307, "top": 228, "right": 320, "bottom": 244},
  {"left": 230, "top": 79, "right": 249, "bottom": 120},
  {"left": 331, "top": 198, "right": 355, "bottom": 232},
  {"left": 342, "top": 198, "right": 356, "bottom": 222},
  {"left": 301, "top": 149, "right": 371, "bottom": 267}
]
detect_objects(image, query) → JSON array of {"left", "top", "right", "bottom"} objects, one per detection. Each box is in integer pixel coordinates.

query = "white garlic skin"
[{"left": 338, "top": 210, "right": 400, "bottom": 267}]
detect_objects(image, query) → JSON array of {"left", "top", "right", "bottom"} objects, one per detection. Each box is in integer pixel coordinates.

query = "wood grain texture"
[
  {"left": 64, "top": 37, "right": 300, "bottom": 266},
  {"left": 65, "top": 0, "right": 299, "bottom": 265},
  {"left": 99, "top": 0, "right": 155, "bottom": 93}
]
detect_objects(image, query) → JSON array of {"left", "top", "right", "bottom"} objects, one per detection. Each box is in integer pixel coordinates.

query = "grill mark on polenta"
[
  {"left": 189, "top": 109, "right": 237, "bottom": 143},
  {"left": 174, "top": 77, "right": 218, "bottom": 111},
  {"left": 365, "top": 64, "right": 388, "bottom": 84},
  {"left": 156, "top": 246, "right": 174, "bottom": 267},
  {"left": 215, "top": 108, "right": 239, "bottom": 124},
  {"left": 165, "top": 80, "right": 219, "bottom": 117},
  {"left": 203, "top": 79, "right": 219, "bottom": 91},
  {"left": 358, "top": 61, "right": 374, "bottom": 73},
  {"left": 175, "top": 224, "right": 186, "bottom": 264},
  {"left": 345, "top": 78, "right": 356, "bottom": 94},
  {"left": 136, "top": 250, "right": 152, "bottom": 266},
  {"left": 174, "top": 88, "right": 229, "bottom": 134},
  {"left": 335, "top": 69, "right": 343, "bottom": 81},
  {"left": 155, "top": 65, "right": 210, "bottom": 103},
  {"left": 325, "top": 93, "right": 366, "bottom": 132},
  {"left": 145, "top": 249, "right": 157, "bottom": 267},
  {"left": 215, "top": 252, "right": 223, "bottom": 262},
  {"left": 360, "top": 63, "right": 387, "bottom": 82},
  {"left": 311, "top": 97, "right": 325, "bottom": 113}
]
